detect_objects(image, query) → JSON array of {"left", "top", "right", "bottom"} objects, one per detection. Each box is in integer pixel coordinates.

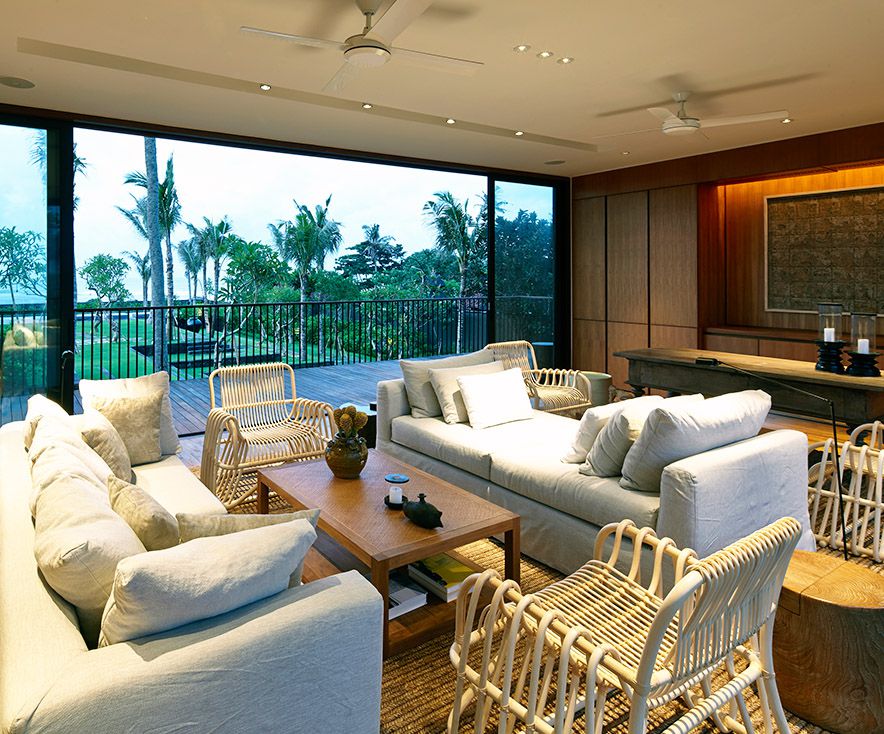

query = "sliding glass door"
[
  {"left": 0, "top": 121, "right": 72, "bottom": 423},
  {"left": 492, "top": 180, "right": 557, "bottom": 367}
]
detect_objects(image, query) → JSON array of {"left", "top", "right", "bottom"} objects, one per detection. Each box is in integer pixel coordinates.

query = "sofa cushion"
[
  {"left": 429, "top": 360, "right": 504, "bottom": 424},
  {"left": 133, "top": 455, "right": 227, "bottom": 516},
  {"left": 87, "top": 392, "right": 164, "bottom": 466},
  {"left": 79, "top": 371, "right": 180, "bottom": 455},
  {"left": 582, "top": 394, "right": 703, "bottom": 478},
  {"left": 400, "top": 350, "right": 494, "bottom": 418},
  {"left": 621, "top": 390, "right": 772, "bottom": 493},
  {"left": 98, "top": 520, "right": 317, "bottom": 646},
  {"left": 562, "top": 399, "right": 642, "bottom": 464},
  {"left": 33, "top": 475, "right": 147, "bottom": 646},
  {"left": 23, "top": 394, "right": 68, "bottom": 451},
  {"left": 458, "top": 367, "right": 535, "bottom": 430},
  {"left": 70, "top": 410, "right": 132, "bottom": 482},
  {"left": 109, "top": 475, "right": 180, "bottom": 551}
]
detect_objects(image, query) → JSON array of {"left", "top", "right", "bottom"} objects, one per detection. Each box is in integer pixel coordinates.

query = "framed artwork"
[{"left": 765, "top": 185, "right": 883, "bottom": 315}]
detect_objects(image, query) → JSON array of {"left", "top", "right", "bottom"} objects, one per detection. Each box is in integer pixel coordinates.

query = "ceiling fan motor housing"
[
  {"left": 344, "top": 35, "right": 391, "bottom": 67},
  {"left": 662, "top": 116, "right": 701, "bottom": 135}
]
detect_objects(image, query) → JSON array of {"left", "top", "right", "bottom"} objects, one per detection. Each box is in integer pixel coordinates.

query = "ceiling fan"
[
  {"left": 647, "top": 91, "right": 789, "bottom": 136},
  {"left": 241, "top": 0, "right": 483, "bottom": 93}
]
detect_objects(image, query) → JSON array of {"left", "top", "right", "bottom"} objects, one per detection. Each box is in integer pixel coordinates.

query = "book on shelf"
[
  {"left": 408, "top": 553, "right": 477, "bottom": 603},
  {"left": 369, "top": 570, "right": 429, "bottom": 620}
]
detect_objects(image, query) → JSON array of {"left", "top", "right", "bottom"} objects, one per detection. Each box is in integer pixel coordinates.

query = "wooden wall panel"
[
  {"left": 723, "top": 165, "right": 884, "bottom": 333},
  {"left": 651, "top": 325, "right": 697, "bottom": 349},
  {"left": 572, "top": 197, "right": 606, "bottom": 321},
  {"left": 607, "top": 321, "right": 648, "bottom": 389},
  {"left": 758, "top": 340, "right": 818, "bottom": 362},
  {"left": 573, "top": 319, "right": 606, "bottom": 373},
  {"left": 650, "top": 185, "right": 697, "bottom": 327},
  {"left": 704, "top": 334, "right": 759, "bottom": 355},
  {"left": 606, "top": 192, "right": 648, "bottom": 324}
]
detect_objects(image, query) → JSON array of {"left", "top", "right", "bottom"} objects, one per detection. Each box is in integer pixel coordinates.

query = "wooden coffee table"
[{"left": 256, "top": 450, "right": 520, "bottom": 657}]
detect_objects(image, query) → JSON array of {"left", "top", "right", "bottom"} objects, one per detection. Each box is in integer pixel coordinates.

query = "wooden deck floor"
[{"left": 2, "top": 359, "right": 405, "bottom": 435}]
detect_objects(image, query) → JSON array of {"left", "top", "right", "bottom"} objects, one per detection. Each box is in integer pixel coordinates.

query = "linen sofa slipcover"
[
  {"left": 0, "top": 421, "right": 383, "bottom": 734},
  {"left": 377, "top": 378, "right": 814, "bottom": 573}
]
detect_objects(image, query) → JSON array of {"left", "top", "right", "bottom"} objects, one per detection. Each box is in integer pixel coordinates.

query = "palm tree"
[
  {"left": 187, "top": 217, "right": 232, "bottom": 303},
  {"left": 359, "top": 224, "right": 396, "bottom": 274},
  {"left": 176, "top": 237, "right": 202, "bottom": 304},
  {"left": 269, "top": 195, "right": 342, "bottom": 363},
  {"left": 144, "top": 137, "right": 168, "bottom": 371},
  {"left": 124, "top": 155, "right": 182, "bottom": 309},
  {"left": 123, "top": 249, "right": 151, "bottom": 306},
  {"left": 423, "top": 191, "right": 479, "bottom": 353}
]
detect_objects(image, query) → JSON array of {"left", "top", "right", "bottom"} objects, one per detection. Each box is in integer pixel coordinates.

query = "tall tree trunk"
[
  {"left": 185, "top": 273, "right": 192, "bottom": 304},
  {"left": 142, "top": 278, "right": 148, "bottom": 307},
  {"left": 202, "top": 262, "right": 208, "bottom": 302},
  {"left": 214, "top": 258, "right": 221, "bottom": 304},
  {"left": 144, "top": 137, "right": 168, "bottom": 373},
  {"left": 7, "top": 277, "right": 15, "bottom": 309},
  {"left": 298, "top": 274, "right": 307, "bottom": 365},
  {"left": 456, "top": 269, "right": 465, "bottom": 354},
  {"left": 164, "top": 231, "right": 175, "bottom": 341}
]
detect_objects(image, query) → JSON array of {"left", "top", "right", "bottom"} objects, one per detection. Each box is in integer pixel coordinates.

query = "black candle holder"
[
  {"left": 846, "top": 351, "right": 881, "bottom": 377},
  {"left": 814, "top": 340, "right": 845, "bottom": 374}
]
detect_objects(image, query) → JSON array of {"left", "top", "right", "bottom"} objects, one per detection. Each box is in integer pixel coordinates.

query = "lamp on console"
[
  {"left": 695, "top": 355, "right": 849, "bottom": 560},
  {"left": 815, "top": 302, "right": 845, "bottom": 374},
  {"left": 847, "top": 312, "right": 880, "bottom": 377}
]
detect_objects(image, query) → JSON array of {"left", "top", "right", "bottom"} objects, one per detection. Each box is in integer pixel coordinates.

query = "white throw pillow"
[
  {"left": 400, "top": 350, "right": 495, "bottom": 418},
  {"left": 109, "top": 476, "right": 180, "bottom": 551},
  {"left": 79, "top": 372, "right": 180, "bottom": 455},
  {"left": 620, "top": 390, "right": 771, "bottom": 493},
  {"left": 581, "top": 394, "right": 703, "bottom": 478},
  {"left": 87, "top": 392, "right": 164, "bottom": 466},
  {"left": 70, "top": 410, "right": 132, "bottom": 481},
  {"left": 457, "top": 367, "right": 534, "bottom": 430},
  {"left": 23, "top": 394, "right": 68, "bottom": 451},
  {"left": 98, "top": 520, "right": 317, "bottom": 646},
  {"left": 562, "top": 397, "right": 659, "bottom": 464},
  {"left": 429, "top": 360, "right": 505, "bottom": 424}
]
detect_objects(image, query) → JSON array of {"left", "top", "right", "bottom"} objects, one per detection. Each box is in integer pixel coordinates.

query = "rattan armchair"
[
  {"left": 200, "top": 363, "right": 335, "bottom": 509},
  {"left": 449, "top": 517, "right": 802, "bottom": 734},
  {"left": 485, "top": 340, "right": 591, "bottom": 417}
]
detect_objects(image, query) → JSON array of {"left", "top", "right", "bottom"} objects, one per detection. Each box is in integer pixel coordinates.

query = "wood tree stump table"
[{"left": 773, "top": 550, "right": 884, "bottom": 734}]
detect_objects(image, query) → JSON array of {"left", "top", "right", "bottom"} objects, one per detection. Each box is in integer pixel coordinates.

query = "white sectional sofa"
[
  {"left": 0, "top": 418, "right": 383, "bottom": 734},
  {"left": 377, "top": 378, "right": 815, "bottom": 573}
]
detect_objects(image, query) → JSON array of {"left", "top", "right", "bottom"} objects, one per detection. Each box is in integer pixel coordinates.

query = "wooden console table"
[
  {"left": 773, "top": 551, "right": 884, "bottom": 734},
  {"left": 615, "top": 348, "right": 884, "bottom": 428}
]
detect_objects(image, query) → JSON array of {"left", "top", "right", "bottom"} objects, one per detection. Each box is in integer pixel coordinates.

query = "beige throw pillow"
[
  {"left": 561, "top": 399, "right": 654, "bottom": 464},
  {"left": 99, "top": 521, "right": 317, "bottom": 646},
  {"left": 428, "top": 360, "right": 505, "bottom": 424},
  {"left": 79, "top": 372, "right": 180, "bottom": 455},
  {"left": 176, "top": 509, "right": 320, "bottom": 586},
  {"left": 109, "top": 476, "right": 179, "bottom": 551},
  {"left": 23, "top": 394, "right": 68, "bottom": 451},
  {"left": 457, "top": 367, "right": 535, "bottom": 430},
  {"left": 87, "top": 392, "right": 164, "bottom": 466},
  {"left": 70, "top": 410, "right": 132, "bottom": 481},
  {"left": 400, "top": 350, "right": 495, "bottom": 418}
]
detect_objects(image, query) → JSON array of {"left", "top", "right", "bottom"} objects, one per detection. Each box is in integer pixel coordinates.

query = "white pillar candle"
[
  {"left": 857, "top": 338, "right": 870, "bottom": 354},
  {"left": 823, "top": 327, "right": 836, "bottom": 342},
  {"left": 388, "top": 486, "right": 402, "bottom": 504}
]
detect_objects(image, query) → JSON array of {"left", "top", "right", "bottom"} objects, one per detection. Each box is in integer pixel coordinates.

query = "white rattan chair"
[
  {"left": 449, "top": 517, "right": 802, "bottom": 734},
  {"left": 199, "top": 362, "right": 335, "bottom": 509},
  {"left": 808, "top": 420, "right": 884, "bottom": 562},
  {"left": 485, "top": 340, "right": 591, "bottom": 417}
]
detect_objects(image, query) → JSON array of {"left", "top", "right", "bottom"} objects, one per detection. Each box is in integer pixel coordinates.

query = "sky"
[{"left": 0, "top": 123, "right": 553, "bottom": 304}]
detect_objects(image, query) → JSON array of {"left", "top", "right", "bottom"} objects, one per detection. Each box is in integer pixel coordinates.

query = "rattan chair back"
[{"left": 209, "top": 362, "right": 297, "bottom": 428}]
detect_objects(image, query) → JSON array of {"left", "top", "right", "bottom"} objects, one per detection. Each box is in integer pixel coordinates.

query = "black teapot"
[{"left": 402, "top": 493, "right": 443, "bottom": 529}]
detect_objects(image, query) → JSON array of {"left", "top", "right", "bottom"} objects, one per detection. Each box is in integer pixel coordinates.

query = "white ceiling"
[{"left": 2, "top": 0, "right": 884, "bottom": 177}]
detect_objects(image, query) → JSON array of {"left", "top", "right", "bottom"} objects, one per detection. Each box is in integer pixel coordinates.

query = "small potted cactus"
[{"left": 325, "top": 405, "right": 370, "bottom": 479}]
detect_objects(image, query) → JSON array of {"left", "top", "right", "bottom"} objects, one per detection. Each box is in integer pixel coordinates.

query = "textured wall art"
[{"left": 766, "top": 186, "right": 884, "bottom": 314}]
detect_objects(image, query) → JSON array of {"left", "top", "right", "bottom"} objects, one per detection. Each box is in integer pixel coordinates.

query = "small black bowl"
[{"left": 384, "top": 495, "right": 409, "bottom": 510}]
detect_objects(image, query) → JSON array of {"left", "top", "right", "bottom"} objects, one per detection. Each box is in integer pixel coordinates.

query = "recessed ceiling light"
[
  {"left": 544, "top": 159, "right": 566, "bottom": 166},
  {"left": 514, "top": 130, "right": 524, "bottom": 137},
  {"left": 557, "top": 57, "right": 574, "bottom": 65},
  {"left": 445, "top": 118, "right": 456, "bottom": 125},
  {"left": 0, "top": 76, "right": 35, "bottom": 89},
  {"left": 781, "top": 117, "right": 793, "bottom": 124},
  {"left": 621, "top": 151, "right": 630, "bottom": 156},
  {"left": 259, "top": 83, "right": 272, "bottom": 91},
  {"left": 537, "top": 50, "right": 554, "bottom": 59},
  {"left": 513, "top": 44, "right": 531, "bottom": 53},
  {"left": 362, "top": 102, "right": 373, "bottom": 109}
]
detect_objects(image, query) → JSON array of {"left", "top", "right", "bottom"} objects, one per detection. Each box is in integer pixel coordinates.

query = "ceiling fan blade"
[
  {"left": 392, "top": 46, "right": 483, "bottom": 75},
  {"left": 322, "top": 62, "right": 360, "bottom": 93},
  {"left": 365, "top": 0, "right": 432, "bottom": 44},
  {"left": 647, "top": 107, "right": 677, "bottom": 122},
  {"left": 240, "top": 26, "right": 346, "bottom": 52},
  {"left": 590, "top": 128, "right": 659, "bottom": 140},
  {"left": 700, "top": 110, "right": 789, "bottom": 128}
]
